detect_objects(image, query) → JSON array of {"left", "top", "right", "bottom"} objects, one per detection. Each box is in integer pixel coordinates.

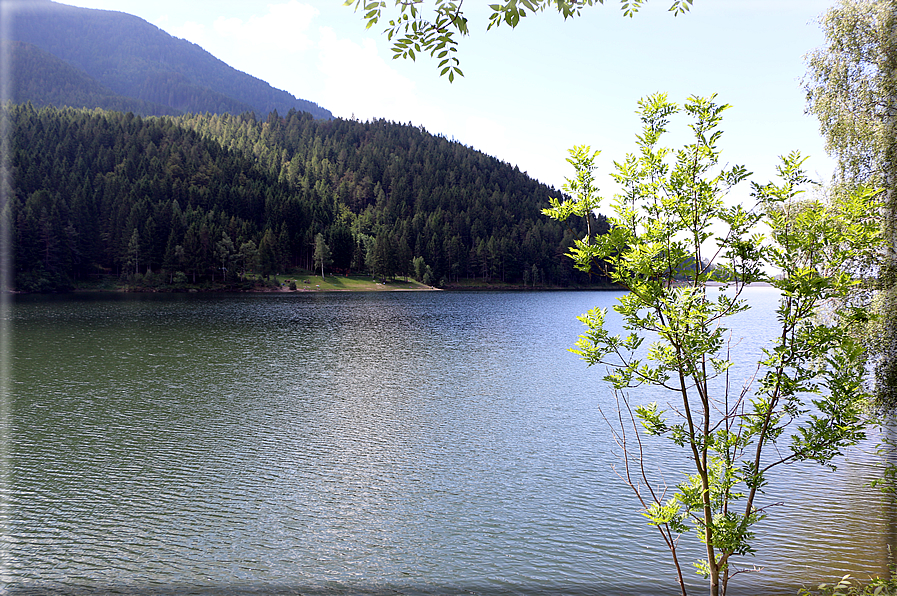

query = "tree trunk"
[
  {"left": 710, "top": 570, "right": 720, "bottom": 596},
  {"left": 705, "top": 494, "right": 720, "bottom": 596}
]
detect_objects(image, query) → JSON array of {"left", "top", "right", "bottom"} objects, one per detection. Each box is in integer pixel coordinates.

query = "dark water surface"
[{"left": 4, "top": 289, "right": 894, "bottom": 595}]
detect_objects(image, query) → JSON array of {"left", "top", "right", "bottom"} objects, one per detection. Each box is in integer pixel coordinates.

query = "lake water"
[{"left": 3, "top": 289, "right": 895, "bottom": 595}]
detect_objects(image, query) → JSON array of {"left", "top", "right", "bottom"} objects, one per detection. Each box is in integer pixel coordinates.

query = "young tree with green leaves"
[
  {"left": 544, "top": 94, "right": 881, "bottom": 596},
  {"left": 313, "top": 232, "right": 332, "bottom": 279},
  {"left": 215, "top": 232, "right": 235, "bottom": 281}
]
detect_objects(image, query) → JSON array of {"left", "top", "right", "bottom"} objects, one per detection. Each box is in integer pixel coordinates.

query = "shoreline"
[
  {"left": 6, "top": 272, "right": 624, "bottom": 294},
  {"left": 8, "top": 278, "right": 783, "bottom": 295}
]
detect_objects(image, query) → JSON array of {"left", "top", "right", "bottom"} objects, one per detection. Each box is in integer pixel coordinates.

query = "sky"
[{"left": 42, "top": 0, "right": 836, "bottom": 195}]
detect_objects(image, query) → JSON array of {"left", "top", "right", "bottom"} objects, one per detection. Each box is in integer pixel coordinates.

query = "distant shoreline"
[
  {"left": 37, "top": 273, "right": 621, "bottom": 294},
  {"left": 9, "top": 277, "right": 781, "bottom": 295}
]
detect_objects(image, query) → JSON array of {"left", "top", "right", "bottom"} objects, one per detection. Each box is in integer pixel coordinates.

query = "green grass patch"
[{"left": 275, "top": 274, "right": 434, "bottom": 292}]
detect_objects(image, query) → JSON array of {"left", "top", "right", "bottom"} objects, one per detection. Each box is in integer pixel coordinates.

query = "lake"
[{"left": 3, "top": 289, "right": 894, "bottom": 595}]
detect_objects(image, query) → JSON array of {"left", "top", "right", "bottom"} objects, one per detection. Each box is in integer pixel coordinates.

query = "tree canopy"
[
  {"left": 345, "top": 0, "right": 695, "bottom": 80},
  {"left": 804, "top": 0, "right": 897, "bottom": 405},
  {"left": 804, "top": 0, "right": 896, "bottom": 186}
]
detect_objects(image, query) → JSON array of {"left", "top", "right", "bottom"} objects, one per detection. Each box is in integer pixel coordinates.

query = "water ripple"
[{"left": 6, "top": 290, "right": 895, "bottom": 595}]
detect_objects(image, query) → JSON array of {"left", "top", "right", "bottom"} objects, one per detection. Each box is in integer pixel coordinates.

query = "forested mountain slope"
[
  {"left": 5, "top": 40, "right": 181, "bottom": 116},
  {"left": 9, "top": 104, "right": 604, "bottom": 292},
  {"left": 5, "top": 0, "right": 331, "bottom": 119}
]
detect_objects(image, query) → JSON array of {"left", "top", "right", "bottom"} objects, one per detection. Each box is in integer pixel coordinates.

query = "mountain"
[
  {"left": 5, "top": 40, "right": 182, "bottom": 116},
  {"left": 3, "top": 0, "right": 332, "bottom": 119}
]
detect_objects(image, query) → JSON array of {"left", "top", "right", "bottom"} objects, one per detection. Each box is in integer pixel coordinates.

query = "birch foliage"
[{"left": 804, "top": 0, "right": 897, "bottom": 404}]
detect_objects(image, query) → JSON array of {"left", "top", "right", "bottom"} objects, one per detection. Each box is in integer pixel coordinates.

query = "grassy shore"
[
  {"left": 272, "top": 274, "right": 434, "bottom": 292},
  {"left": 69, "top": 272, "right": 620, "bottom": 293},
  {"left": 71, "top": 273, "right": 435, "bottom": 293}
]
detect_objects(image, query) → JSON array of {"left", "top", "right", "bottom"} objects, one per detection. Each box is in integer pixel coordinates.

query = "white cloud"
[
  {"left": 316, "top": 26, "right": 433, "bottom": 124},
  {"left": 161, "top": 2, "right": 320, "bottom": 100},
  {"left": 460, "top": 116, "right": 508, "bottom": 158},
  {"left": 153, "top": 2, "right": 451, "bottom": 127},
  {"left": 166, "top": 20, "right": 212, "bottom": 49},
  {"left": 153, "top": 2, "right": 495, "bottom": 141},
  {"left": 212, "top": 2, "right": 318, "bottom": 55}
]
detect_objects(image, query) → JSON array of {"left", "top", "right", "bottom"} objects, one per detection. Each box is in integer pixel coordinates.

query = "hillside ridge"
[
  {"left": 9, "top": 104, "right": 606, "bottom": 293},
  {"left": 4, "top": 0, "right": 333, "bottom": 119}
]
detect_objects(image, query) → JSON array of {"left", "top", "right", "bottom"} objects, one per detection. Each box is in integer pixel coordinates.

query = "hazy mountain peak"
[{"left": 4, "top": 0, "right": 333, "bottom": 119}]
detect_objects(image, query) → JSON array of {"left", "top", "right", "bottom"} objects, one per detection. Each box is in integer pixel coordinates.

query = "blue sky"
[{"left": 53, "top": 0, "right": 834, "bottom": 194}]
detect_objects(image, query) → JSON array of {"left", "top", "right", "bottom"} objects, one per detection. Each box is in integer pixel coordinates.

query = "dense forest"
[
  {"left": 8, "top": 103, "right": 609, "bottom": 292},
  {"left": 6, "top": 0, "right": 332, "bottom": 120}
]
